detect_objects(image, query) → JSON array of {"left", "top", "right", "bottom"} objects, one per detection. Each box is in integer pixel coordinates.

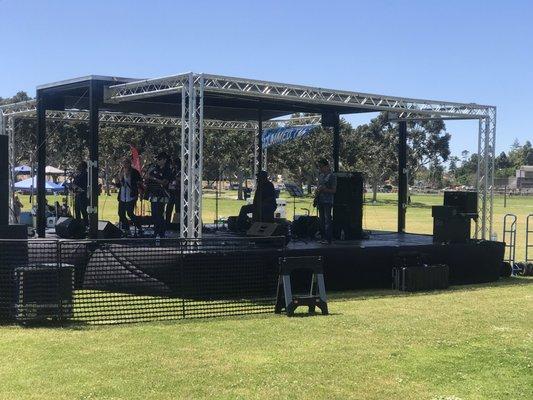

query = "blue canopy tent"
[{"left": 14, "top": 177, "right": 63, "bottom": 193}]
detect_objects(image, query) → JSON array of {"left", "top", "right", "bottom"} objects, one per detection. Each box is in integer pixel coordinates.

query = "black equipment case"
[{"left": 392, "top": 264, "right": 450, "bottom": 292}]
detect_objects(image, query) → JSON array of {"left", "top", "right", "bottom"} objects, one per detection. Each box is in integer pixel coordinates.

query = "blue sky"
[{"left": 1, "top": 0, "right": 531, "bottom": 157}]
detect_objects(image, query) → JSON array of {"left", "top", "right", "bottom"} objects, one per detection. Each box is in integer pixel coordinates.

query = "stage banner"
[{"left": 261, "top": 124, "right": 319, "bottom": 149}]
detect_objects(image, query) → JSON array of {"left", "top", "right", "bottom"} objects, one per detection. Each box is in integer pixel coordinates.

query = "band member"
[
  {"left": 165, "top": 158, "right": 181, "bottom": 226},
  {"left": 115, "top": 157, "right": 143, "bottom": 233},
  {"left": 238, "top": 170, "right": 277, "bottom": 226},
  {"left": 71, "top": 161, "right": 88, "bottom": 226},
  {"left": 315, "top": 158, "right": 337, "bottom": 244},
  {"left": 146, "top": 152, "right": 172, "bottom": 238}
]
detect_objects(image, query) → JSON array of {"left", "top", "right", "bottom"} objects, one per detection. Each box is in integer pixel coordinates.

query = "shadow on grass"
[{"left": 328, "top": 276, "right": 532, "bottom": 303}]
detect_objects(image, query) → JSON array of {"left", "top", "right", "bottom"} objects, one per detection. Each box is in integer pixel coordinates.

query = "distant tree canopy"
[{"left": 6, "top": 90, "right": 530, "bottom": 191}]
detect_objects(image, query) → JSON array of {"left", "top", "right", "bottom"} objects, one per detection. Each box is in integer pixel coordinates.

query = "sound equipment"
[
  {"left": 0, "top": 135, "right": 8, "bottom": 225},
  {"left": 433, "top": 216, "right": 471, "bottom": 243},
  {"left": 97, "top": 220, "right": 123, "bottom": 239},
  {"left": 392, "top": 264, "right": 449, "bottom": 292},
  {"left": 55, "top": 217, "right": 86, "bottom": 239},
  {"left": 246, "top": 220, "right": 290, "bottom": 241},
  {"left": 444, "top": 191, "right": 477, "bottom": 215},
  {"left": 14, "top": 263, "right": 74, "bottom": 323},
  {"left": 247, "top": 222, "right": 278, "bottom": 237},
  {"left": 0, "top": 224, "right": 28, "bottom": 322},
  {"left": 431, "top": 205, "right": 457, "bottom": 219},
  {"left": 321, "top": 112, "right": 339, "bottom": 128},
  {"left": 291, "top": 215, "right": 319, "bottom": 239},
  {"left": 333, "top": 172, "right": 364, "bottom": 239},
  {"left": 227, "top": 215, "right": 251, "bottom": 233}
]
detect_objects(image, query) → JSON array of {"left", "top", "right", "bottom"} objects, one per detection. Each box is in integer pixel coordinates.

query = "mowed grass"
[
  {"left": 20, "top": 190, "right": 533, "bottom": 260},
  {"left": 0, "top": 278, "right": 531, "bottom": 399}
]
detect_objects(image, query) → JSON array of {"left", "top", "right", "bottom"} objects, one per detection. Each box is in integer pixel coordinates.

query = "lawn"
[
  {"left": 0, "top": 278, "right": 530, "bottom": 399},
  {"left": 19, "top": 190, "right": 533, "bottom": 261}
]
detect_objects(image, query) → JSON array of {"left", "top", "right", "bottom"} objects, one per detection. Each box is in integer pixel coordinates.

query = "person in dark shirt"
[
  {"left": 114, "top": 157, "right": 143, "bottom": 233},
  {"left": 238, "top": 170, "right": 277, "bottom": 226},
  {"left": 72, "top": 161, "right": 88, "bottom": 226},
  {"left": 146, "top": 152, "right": 173, "bottom": 238},
  {"left": 165, "top": 158, "right": 181, "bottom": 227}
]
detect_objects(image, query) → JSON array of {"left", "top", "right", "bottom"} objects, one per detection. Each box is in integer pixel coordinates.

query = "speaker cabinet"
[
  {"left": 444, "top": 191, "right": 477, "bottom": 215},
  {"left": 55, "top": 217, "right": 86, "bottom": 239},
  {"left": 333, "top": 172, "right": 364, "bottom": 239},
  {"left": 433, "top": 216, "right": 471, "bottom": 243},
  {"left": 0, "top": 135, "right": 8, "bottom": 225},
  {"left": 97, "top": 220, "right": 123, "bottom": 239}
]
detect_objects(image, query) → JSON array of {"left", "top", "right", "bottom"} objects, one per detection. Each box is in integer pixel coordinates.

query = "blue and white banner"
[{"left": 261, "top": 124, "right": 319, "bottom": 149}]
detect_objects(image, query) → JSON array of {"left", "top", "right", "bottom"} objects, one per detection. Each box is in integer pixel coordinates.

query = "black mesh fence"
[{"left": 0, "top": 237, "right": 284, "bottom": 325}]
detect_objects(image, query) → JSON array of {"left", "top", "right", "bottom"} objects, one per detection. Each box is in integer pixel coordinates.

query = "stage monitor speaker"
[
  {"left": 97, "top": 220, "right": 123, "bottom": 239},
  {"left": 333, "top": 172, "right": 364, "bottom": 239},
  {"left": 55, "top": 217, "right": 86, "bottom": 239},
  {"left": 444, "top": 191, "right": 477, "bottom": 215},
  {"left": 0, "top": 135, "right": 8, "bottom": 225},
  {"left": 247, "top": 222, "right": 278, "bottom": 237}
]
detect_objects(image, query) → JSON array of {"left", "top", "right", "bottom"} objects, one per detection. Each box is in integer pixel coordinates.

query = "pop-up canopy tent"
[{"left": 14, "top": 176, "right": 63, "bottom": 192}]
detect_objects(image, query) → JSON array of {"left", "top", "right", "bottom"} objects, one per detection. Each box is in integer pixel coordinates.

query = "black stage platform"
[{"left": 26, "top": 231, "right": 506, "bottom": 293}]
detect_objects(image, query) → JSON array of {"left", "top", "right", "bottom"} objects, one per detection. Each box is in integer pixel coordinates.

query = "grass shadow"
[{"left": 328, "top": 276, "right": 532, "bottom": 303}]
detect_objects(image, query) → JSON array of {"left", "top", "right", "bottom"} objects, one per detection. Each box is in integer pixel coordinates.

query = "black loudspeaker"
[
  {"left": 97, "top": 220, "right": 123, "bottom": 239},
  {"left": 0, "top": 135, "right": 8, "bottom": 225},
  {"left": 0, "top": 224, "right": 28, "bottom": 322},
  {"left": 444, "top": 191, "right": 477, "bottom": 215},
  {"left": 55, "top": 217, "right": 86, "bottom": 239},
  {"left": 433, "top": 216, "right": 471, "bottom": 243},
  {"left": 333, "top": 172, "right": 364, "bottom": 239},
  {"left": 291, "top": 216, "right": 319, "bottom": 238},
  {"left": 321, "top": 112, "right": 339, "bottom": 128}
]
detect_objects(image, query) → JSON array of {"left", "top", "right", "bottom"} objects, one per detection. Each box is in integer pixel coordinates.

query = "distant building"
[{"left": 495, "top": 166, "right": 533, "bottom": 193}]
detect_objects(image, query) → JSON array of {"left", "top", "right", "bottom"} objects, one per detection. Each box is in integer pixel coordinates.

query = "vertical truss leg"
[
  {"left": 180, "top": 73, "right": 204, "bottom": 239},
  {"left": 4, "top": 116, "right": 16, "bottom": 223},
  {"left": 476, "top": 109, "right": 496, "bottom": 240}
]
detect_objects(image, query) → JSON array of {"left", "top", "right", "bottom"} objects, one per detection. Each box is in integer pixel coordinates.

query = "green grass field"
[
  {"left": 6, "top": 192, "right": 533, "bottom": 399},
  {"left": 0, "top": 278, "right": 531, "bottom": 399},
  {"left": 20, "top": 190, "right": 533, "bottom": 260}
]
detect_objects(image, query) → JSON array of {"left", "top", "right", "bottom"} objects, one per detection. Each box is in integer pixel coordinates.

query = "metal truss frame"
[
  {"left": 2, "top": 72, "right": 496, "bottom": 239},
  {"left": 388, "top": 109, "right": 496, "bottom": 240}
]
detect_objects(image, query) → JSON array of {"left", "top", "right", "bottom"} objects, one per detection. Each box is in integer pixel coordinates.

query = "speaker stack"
[
  {"left": 432, "top": 191, "right": 478, "bottom": 243},
  {"left": 333, "top": 172, "right": 364, "bottom": 240}
]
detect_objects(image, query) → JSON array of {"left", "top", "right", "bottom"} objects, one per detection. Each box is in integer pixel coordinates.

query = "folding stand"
[{"left": 275, "top": 256, "right": 328, "bottom": 316}]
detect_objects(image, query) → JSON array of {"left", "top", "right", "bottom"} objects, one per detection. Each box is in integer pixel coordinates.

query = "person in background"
[
  {"left": 315, "top": 158, "right": 337, "bottom": 244},
  {"left": 165, "top": 158, "right": 181, "bottom": 227},
  {"left": 115, "top": 157, "right": 143, "bottom": 234},
  {"left": 146, "top": 152, "right": 172, "bottom": 238},
  {"left": 71, "top": 161, "right": 88, "bottom": 226},
  {"left": 13, "top": 195, "right": 23, "bottom": 223},
  {"left": 238, "top": 170, "right": 277, "bottom": 226}
]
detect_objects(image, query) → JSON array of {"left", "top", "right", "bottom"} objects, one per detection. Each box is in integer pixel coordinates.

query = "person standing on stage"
[
  {"left": 165, "top": 158, "right": 181, "bottom": 227},
  {"left": 146, "top": 152, "right": 172, "bottom": 238},
  {"left": 71, "top": 161, "right": 88, "bottom": 227},
  {"left": 115, "top": 157, "right": 143, "bottom": 234},
  {"left": 315, "top": 158, "right": 337, "bottom": 244}
]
